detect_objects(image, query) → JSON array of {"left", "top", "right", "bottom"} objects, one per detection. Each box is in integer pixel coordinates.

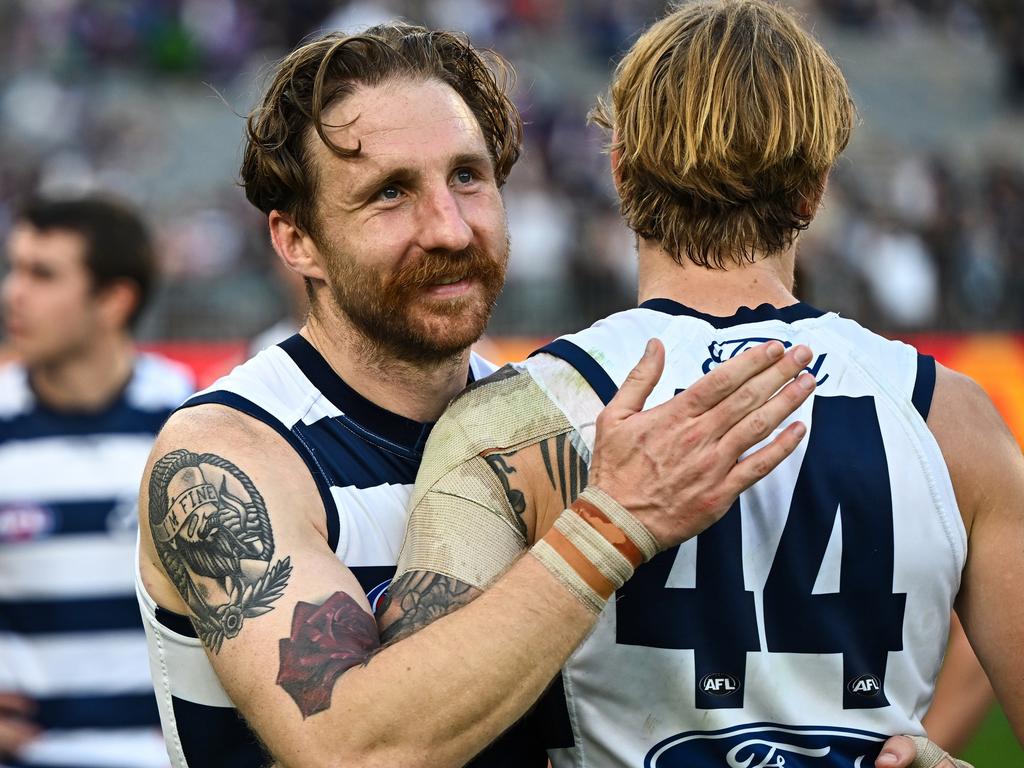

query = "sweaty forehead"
[{"left": 317, "top": 78, "right": 488, "bottom": 165}]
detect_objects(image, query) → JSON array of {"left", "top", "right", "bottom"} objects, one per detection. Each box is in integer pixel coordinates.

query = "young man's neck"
[
  {"left": 637, "top": 238, "right": 798, "bottom": 315},
  {"left": 30, "top": 332, "right": 135, "bottom": 412},
  {"left": 303, "top": 308, "right": 472, "bottom": 425}
]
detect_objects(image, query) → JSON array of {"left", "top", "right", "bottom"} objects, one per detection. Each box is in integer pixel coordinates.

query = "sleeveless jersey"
[
  {"left": 0, "top": 354, "right": 193, "bottom": 768},
  {"left": 526, "top": 300, "right": 964, "bottom": 768},
  {"left": 135, "top": 334, "right": 497, "bottom": 768}
]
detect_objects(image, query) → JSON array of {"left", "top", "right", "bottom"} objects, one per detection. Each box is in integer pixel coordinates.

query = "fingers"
[
  {"left": 601, "top": 339, "right": 665, "bottom": 422},
  {"left": 875, "top": 735, "right": 918, "bottom": 767},
  {"left": 703, "top": 345, "right": 814, "bottom": 438},
  {"left": 718, "top": 372, "right": 815, "bottom": 459},
  {"left": 680, "top": 341, "right": 787, "bottom": 415},
  {"left": 724, "top": 420, "right": 807, "bottom": 495}
]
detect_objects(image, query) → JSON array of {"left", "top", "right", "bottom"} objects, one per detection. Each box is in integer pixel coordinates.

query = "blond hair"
[{"left": 591, "top": 0, "right": 854, "bottom": 267}]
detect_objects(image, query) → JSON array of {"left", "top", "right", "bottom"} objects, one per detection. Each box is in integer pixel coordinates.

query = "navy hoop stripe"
[
  {"left": 532, "top": 339, "right": 619, "bottom": 406},
  {"left": 912, "top": 354, "right": 936, "bottom": 421},
  {"left": 180, "top": 391, "right": 342, "bottom": 552}
]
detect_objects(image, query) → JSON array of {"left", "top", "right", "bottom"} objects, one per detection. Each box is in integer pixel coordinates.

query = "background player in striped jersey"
[
  {"left": 382, "top": 2, "right": 1019, "bottom": 766},
  {"left": 1, "top": 197, "right": 192, "bottom": 768}
]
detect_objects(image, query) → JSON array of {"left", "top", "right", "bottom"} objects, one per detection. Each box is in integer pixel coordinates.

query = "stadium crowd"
[{"left": 0, "top": 0, "right": 1021, "bottom": 340}]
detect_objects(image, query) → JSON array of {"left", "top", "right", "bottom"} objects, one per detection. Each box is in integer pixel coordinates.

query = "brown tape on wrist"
[
  {"left": 571, "top": 496, "right": 644, "bottom": 569},
  {"left": 542, "top": 526, "right": 616, "bottom": 600}
]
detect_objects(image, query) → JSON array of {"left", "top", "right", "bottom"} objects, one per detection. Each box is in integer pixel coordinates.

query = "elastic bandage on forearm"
[{"left": 531, "top": 486, "right": 660, "bottom": 613}]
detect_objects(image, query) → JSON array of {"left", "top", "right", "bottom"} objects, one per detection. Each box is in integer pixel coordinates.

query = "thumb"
[
  {"left": 875, "top": 735, "right": 916, "bottom": 767},
  {"left": 604, "top": 338, "right": 664, "bottom": 421}
]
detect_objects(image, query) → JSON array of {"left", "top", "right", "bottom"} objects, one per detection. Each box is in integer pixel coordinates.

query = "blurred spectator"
[
  {"left": 0, "top": 0, "right": 1019, "bottom": 338},
  {"left": 0, "top": 196, "right": 192, "bottom": 768}
]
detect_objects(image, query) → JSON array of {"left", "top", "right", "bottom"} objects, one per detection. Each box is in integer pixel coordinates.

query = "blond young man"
[{"left": 381, "top": 3, "right": 1017, "bottom": 767}]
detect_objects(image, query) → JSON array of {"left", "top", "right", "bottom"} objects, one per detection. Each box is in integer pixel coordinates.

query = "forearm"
[{"left": 263, "top": 554, "right": 592, "bottom": 768}]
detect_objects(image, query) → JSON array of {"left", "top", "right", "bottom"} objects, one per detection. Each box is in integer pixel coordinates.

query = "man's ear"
[
  {"left": 798, "top": 175, "right": 829, "bottom": 219},
  {"left": 268, "top": 211, "right": 327, "bottom": 282},
  {"left": 609, "top": 130, "right": 624, "bottom": 193},
  {"left": 96, "top": 279, "right": 140, "bottom": 332}
]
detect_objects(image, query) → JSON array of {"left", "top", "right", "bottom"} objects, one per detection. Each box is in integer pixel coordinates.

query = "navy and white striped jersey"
[
  {"left": 525, "top": 300, "right": 963, "bottom": 768},
  {"left": 0, "top": 354, "right": 193, "bottom": 768},
  {"left": 136, "top": 334, "right": 496, "bottom": 768}
]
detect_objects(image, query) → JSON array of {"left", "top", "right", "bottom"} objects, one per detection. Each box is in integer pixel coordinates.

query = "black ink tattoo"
[
  {"left": 277, "top": 591, "right": 380, "bottom": 718},
  {"left": 376, "top": 571, "right": 477, "bottom": 645},
  {"left": 148, "top": 449, "right": 292, "bottom": 653},
  {"left": 483, "top": 453, "right": 527, "bottom": 537},
  {"left": 539, "top": 432, "right": 589, "bottom": 508}
]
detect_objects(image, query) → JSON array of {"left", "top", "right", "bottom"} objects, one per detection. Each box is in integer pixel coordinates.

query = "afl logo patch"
[
  {"left": 700, "top": 673, "right": 741, "bottom": 696},
  {"left": 848, "top": 674, "right": 882, "bottom": 697},
  {"left": 0, "top": 503, "right": 54, "bottom": 542}
]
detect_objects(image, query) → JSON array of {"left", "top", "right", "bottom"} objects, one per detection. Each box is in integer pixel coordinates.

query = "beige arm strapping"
[
  {"left": 396, "top": 368, "right": 575, "bottom": 588},
  {"left": 908, "top": 737, "right": 974, "bottom": 768}
]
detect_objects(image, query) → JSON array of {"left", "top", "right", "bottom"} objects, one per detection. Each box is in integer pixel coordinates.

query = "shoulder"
[
  {"left": 150, "top": 403, "right": 324, "bottom": 532},
  {"left": 0, "top": 362, "right": 31, "bottom": 420},
  {"left": 927, "top": 364, "right": 1022, "bottom": 534},
  {"left": 128, "top": 352, "right": 196, "bottom": 410}
]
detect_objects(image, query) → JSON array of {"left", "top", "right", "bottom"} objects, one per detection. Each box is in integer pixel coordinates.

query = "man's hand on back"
[{"left": 589, "top": 338, "right": 815, "bottom": 549}]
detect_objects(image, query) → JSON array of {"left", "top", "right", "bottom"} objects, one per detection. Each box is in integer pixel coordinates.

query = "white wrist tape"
[{"left": 531, "top": 486, "right": 660, "bottom": 613}]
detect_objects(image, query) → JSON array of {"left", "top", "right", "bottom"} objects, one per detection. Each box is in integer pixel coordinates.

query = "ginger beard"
[{"left": 322, "top": 238, "right": 509, "bottom": 365}]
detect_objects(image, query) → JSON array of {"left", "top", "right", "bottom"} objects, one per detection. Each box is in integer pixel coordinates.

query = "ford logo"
[{"left": 647, "top": 723, "right": 886, "bottom": 768}]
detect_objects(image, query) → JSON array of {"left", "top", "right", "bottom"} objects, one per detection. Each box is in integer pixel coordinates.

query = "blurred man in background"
[{"left": 0, "top": 197, "right": 192, "bottom": 768}]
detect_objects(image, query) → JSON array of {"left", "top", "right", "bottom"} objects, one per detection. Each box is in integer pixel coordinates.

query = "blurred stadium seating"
[{"left": 3, "top": 1, "right": 1023, "bottom": 761}]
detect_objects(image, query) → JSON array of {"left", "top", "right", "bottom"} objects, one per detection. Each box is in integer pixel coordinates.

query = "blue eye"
[
  {"left": 379, "top": 185, "right": 401, "bottom": 201},
  {"left": 454, "top": 168, "right": 474, "bottom": 184}
]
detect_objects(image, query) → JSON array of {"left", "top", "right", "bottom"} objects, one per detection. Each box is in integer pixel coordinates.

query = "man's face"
[
  {"left": 2, "top": 225, "right": 100, "bottom": 367},
  {"left": 309, "top": 77, "right": 509, "bottom": 364}
]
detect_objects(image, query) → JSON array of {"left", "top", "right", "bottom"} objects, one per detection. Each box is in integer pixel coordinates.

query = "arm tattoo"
[
  {"left": 376, "top": 571, "right": 476, "bottom": 645},
  {"left": 483, "top": 453, "right": 527, "bottom": 537},
  {"left": 539, "top": 432, "right": 589, "bottom": 508},
  {"left": 277, "top": 592, "right": 380, "bottom": 718},
  {"left": 148, "top": 449, "right": 292, "bottom": 653}
]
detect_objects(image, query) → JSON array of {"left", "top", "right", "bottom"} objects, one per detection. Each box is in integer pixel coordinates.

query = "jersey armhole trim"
[
  {"left": 155, "top": 605, "right": 198, "bottom": 638},
  {"left": 912, "top": 354, "right": 936, "bottom": 421},
  {"left": 179, "top": 391, "right": 342, "bottom": 552},
  {"left": 531, "top": 339, "right": 618, "bottom": 406}
]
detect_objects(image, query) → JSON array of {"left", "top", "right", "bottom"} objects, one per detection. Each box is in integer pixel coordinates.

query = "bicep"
[
  {"left": 929, "top": 368, "right": 1024, "bottom": 738},
  {"left": 141, "top": 416, "right": 380, "bottom": 755}
]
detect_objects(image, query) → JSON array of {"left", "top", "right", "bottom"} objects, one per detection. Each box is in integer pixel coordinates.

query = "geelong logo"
[
  {"left": 848, "top": 675, "right": 882, "bottom": 697},
  {"left": 646, "top": 723, "right": 886, "bottom": 768},
  {"left": 701, "top": 673, "right": 741, "bottom": 696}
]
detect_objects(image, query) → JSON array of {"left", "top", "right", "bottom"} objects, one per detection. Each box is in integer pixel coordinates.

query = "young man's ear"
[
  {"left": 268, "top": 211, "right": 328, "bottom": 283},
  {"left": 798, "top": 175, "right": 829, "bottom": 219},
  {"left": 609, "top": 130, "right": 624, "bottom": 192},
  {"left": 95, "top": 279, "right": 140, "bottom": 332}
]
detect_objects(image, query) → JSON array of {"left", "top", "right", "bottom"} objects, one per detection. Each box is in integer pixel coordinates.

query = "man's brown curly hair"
[
  {"left": 241, "top": 23, "right": 523, "bottom": 241},
  {"left": 591, "top": 0, "right": 855, "bottom": 268}
]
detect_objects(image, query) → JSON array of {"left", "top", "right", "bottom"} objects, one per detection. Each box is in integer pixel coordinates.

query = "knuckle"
[{"left": 747, "top": 412, "right": 768, "bottom": 437}]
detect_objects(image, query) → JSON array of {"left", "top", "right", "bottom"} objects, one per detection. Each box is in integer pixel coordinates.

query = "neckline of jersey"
[
  {"left": 638, "top": 298, "right": 826, "bottom": 328},
  {"left": 278, "top": 334, "right": 475, "bottom": 454}
]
